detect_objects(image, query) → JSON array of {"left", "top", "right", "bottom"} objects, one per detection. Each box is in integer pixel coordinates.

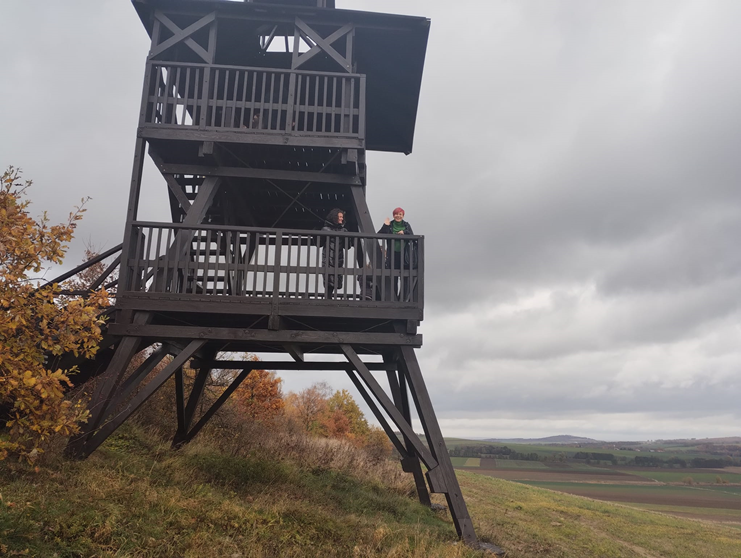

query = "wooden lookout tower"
[{"left": 62, "top": 0, "right": 484, "bottom": 547}]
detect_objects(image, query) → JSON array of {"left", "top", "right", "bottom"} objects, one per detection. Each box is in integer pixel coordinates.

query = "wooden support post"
[
  {"left": 66, "top": 312, "right": 151, "bottom": 458},
  {"left": 395, "top": 343, "right": 478, "bottom": 547},
  {"left": 386, "top": 354, "right": 431, "bottom": 507},
  {"left": 79, "top": 340, "right": 207, "bottom": 457},
  {"left": 180, "top": 366, "right": 253, "bottom": 444},
  {"left": 173, "top": 350, "right": 215, "bottom": 447}
]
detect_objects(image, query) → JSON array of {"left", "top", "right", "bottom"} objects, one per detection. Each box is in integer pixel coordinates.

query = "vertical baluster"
[
  {"left": 230, "top": 71, "right": 238, "bottom": 128},
  {"left": 259, "top": 73, "right": 267, "bottom": 129},
  {"left": 221, "top": 70, "right": 230, "bottom": 128},
  {"left": 340, "top": 77, "right": 346, "bottom": 134},
  {"left": 240, "top": 69, "right": 249, "bottom": 129},
  {"left": 188, "top": 230, "right": 201, "bottom": 294},
  {"left": 209, "top": 69, "right": 218, "bottom": 127},
  {"left": 277, "top": 73, "right": 285, "bottom": 131},
  {"left": 262, "top": 233, "right": 270, "bottom": 297},
  {"left": 223, "top": 231, "right": 231, "bottom": 295},
  {"left": 314, "top": 233, "right": 322, "bottom": 298},
  {"left": 268, "top": 73, "right": 275, "bottom": 130},
  {"left": 203, "top": 229, "right": 212, "bottom": 293},
  {"left": 350, "top": 77, "right": 355, "bottom": 134},
  {"left": 163, "top": 66, "right": 173, "bottom": 124},
  {"left": 240, "top": 232, "right": 249, "bottom": 296},
  {"left": 296, "top": 74, "right": 303, "bottom": 131},
  {"left": 322, "top": 76, "right": 328, "bottom": 132},
  {"left": 286, "top": 233, "right": 293, "bottom": 298},
  {"left": 162, "top": 227, "right": 172, "bottom": 291},
  {"left": 182, "top": 67, "right": 191, "bottom": 126},
  {"left": 331, "top": 77, "right": 337, "bottom": 133},
  {"left": 312, "top": 75, "right": 319, "bottom": 132},
  {"left": 249, "top": 71, "right": 257, "bottom": 128},
  {"left": 303, "top": 235, "right": 311, "bottom": 299},
  {"left": 152, "top": 227, "right": 163, "bottom": 292},
  {"left": 358, "top": 75, "right": 366, "bottom": 139}
]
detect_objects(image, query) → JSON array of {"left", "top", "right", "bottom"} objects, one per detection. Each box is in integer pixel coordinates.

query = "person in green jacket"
[{"left": 378, "top": 207, "right": 415, "bottom": 300}]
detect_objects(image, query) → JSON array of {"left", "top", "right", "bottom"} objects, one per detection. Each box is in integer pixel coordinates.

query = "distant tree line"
[
  {"left": 634, "top": 455, "right": 735, "bottom": 468},
  {"left": 448, "top": 445, "right": 540, "bottom": 461}
]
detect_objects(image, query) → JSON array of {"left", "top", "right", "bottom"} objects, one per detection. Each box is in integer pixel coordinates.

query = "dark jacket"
[
  {"left": 378, "top": 219, "right": 416, "bottom": 268},
  {"left": 321, "top": 209, "right": 347, "bottom": 270}
]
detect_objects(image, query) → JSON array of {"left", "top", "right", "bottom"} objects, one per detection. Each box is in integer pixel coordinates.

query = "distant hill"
[{"left": 483, "top": 435, "right": 601, "bottom": 445}]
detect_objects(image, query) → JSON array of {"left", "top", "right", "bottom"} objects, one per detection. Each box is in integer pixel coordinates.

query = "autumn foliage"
[
  {"left": 231, "top": 358, "right": 284, "bottom": 422},
  {"left": 285, "top": 382, "right": 393, "bottom": 459},
  {"left": 0, "top": 167, "right": 109, "bottom": 462}
]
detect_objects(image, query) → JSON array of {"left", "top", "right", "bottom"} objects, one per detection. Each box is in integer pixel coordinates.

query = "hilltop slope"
[{"left": 2, "top": 425, "right": 741, "bottom": 557}]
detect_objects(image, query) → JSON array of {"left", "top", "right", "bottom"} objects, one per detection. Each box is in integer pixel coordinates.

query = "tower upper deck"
[{"left": 132, "top": 0, "right": 429, "bottom": 154}]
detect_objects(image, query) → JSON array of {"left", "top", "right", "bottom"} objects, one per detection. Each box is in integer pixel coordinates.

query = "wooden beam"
[
  {"left": 157, "top": 163, "right": 362, "bottom": 186},
  {"left": 190, "top": 360, "right": 396, "bottom": 371},
  {"left": 108, "top": 324, "right": 422, "bottom": 347}
]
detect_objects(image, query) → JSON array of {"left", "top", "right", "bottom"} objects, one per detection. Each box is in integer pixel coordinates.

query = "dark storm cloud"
[{"left": 2, "top": 0, "right": 741, "bottom": 439}]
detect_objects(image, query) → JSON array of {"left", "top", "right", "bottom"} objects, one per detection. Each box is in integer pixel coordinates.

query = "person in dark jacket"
[
  {"left": 377, "top": 207, "right": 415, "bottom": 300},
  {"left": 321, "top": 208, "right": 347, "bottom": 298}
]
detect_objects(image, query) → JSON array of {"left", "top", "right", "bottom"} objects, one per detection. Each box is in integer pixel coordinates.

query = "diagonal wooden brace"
[
  {"left": 151, "top": 11, "right": 215, "bottom": 63},
  {"left": 340, "top": 344, "right": 439, "bottom": 472}
]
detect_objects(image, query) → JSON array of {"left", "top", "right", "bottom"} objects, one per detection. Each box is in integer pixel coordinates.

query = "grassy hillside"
[{"left": 3, "top": 425, "right": 741, "bottom": 557}]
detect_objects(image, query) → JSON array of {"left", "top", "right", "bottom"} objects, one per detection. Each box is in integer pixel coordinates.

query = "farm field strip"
[
  {"left": 616, "top": 469, "right": 741, "bottom": 484},
  {"left": 518, "top": 481, "right": 741, "bottom": 510},
  {"left": 457, "top": 467, "right": 649, "bottom": 483}
]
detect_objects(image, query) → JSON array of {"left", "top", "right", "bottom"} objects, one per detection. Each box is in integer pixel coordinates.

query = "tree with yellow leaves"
[{"left": 0, "top": 167, "right": 109, "bottom": 462}]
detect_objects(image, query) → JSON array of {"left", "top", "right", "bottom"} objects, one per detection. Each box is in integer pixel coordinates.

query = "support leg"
[
  {"left": 79, "top": 340, "right": 206, "bottom": 458},
  {"left": 386, "top": 354, "right": 431, "bottom": 507},
  {"left": 172, "top": 351, "right": 215, "bottom": 447},
  {"left": 66, "top": 313, "right": 151, "bottom": 458},
  {"left": 396, "top": 345, "right": 478, "bottom": 547}
]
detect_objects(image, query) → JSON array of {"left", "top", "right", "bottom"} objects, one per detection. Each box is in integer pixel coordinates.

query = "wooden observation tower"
[{"left": 62, "top": 0, "right": 483, "bottom": 547}]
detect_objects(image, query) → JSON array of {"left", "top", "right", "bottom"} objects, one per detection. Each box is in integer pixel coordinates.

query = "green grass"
[
  {"left": 0, "top": 425, "right": 480, "bottom": 558},
  {"left": 4, "top": 427, "right": 741, "bottom": 557},
  {"left": 460, "top": 472, "right": 741, "bottom": 557}
]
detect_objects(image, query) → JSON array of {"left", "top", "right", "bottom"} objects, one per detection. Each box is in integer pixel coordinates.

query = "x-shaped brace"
[
  {"left": 150, "top": 11, "right": 216, "bottom": 63},
  {"left": 292, "top": 18, "right": 354, "bottom": 73}
]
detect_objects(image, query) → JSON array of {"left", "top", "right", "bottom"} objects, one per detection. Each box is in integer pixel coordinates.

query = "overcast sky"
[{"left": 3, "top": 0, "right": 741, "bottom": 441}]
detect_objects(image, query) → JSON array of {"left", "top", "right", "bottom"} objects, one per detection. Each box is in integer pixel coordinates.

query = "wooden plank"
[
  {"left": 138, "top": 126, "right": 365, "bottom": 149},
  {"left": 115, "top": 293, "right": 423, "bottom": 320},
  {"left": 190, "top": 360, "right": 396, "bottom": 371},
  {"left": 107, "top": 323, "right": 423, "bottom": 347},
  {"left": 157, "top": 164, "right": 362, "bottom": 186}
]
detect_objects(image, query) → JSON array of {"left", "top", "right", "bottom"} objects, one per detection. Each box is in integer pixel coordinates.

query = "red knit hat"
[{"left": 393, "top": 207, "right": 405, "bottom": 216}]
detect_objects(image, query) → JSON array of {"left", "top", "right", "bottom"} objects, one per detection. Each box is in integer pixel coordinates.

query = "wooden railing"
[
  {"left": 123, "top": 223, "right": 422, "bottom": 307},
  {"left": 141, "top": 62, "right": 365, "bottom": 140}
]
